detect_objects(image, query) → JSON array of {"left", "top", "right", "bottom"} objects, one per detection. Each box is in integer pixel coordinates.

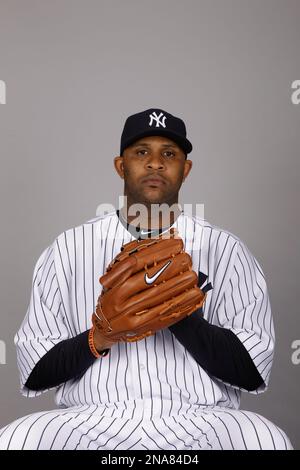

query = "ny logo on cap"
[{"left": 149, "top": 111, "right": 167, "bottom": 128}]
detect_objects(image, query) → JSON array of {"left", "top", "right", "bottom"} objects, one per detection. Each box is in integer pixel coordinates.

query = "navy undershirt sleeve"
[
  {"left": 26, "top": 315, "right": 264, "bottom": 392},
  {"left": 25, "top": 330, "right": 97, "bottom": 391},
  {"left": 25, "top": 272, "right": 264, "bottom": 395},
  {"left": 168, "top": 309, "right": 264, "bottom": 391}
]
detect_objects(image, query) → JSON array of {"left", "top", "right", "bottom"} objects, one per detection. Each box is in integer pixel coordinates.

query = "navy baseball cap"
[{"left": 120, "top": 108, "right": 193, "bottom": 156}]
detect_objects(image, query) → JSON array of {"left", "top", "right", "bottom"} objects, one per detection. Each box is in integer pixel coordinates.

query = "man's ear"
[
  {"left": 114, "top": 156, "right": 124, "bottom": 179},
  {"left": 183, "top": 159, "right": 192, "bottom": 181}
]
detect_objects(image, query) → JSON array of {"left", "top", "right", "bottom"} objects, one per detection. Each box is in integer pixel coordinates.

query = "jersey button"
[{"left": 140, "top": 364, "right": 145, "bottom": 370}]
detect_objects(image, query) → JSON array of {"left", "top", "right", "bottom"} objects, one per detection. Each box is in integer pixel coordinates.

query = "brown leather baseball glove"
[{"left": 92, "top": 228, "right": 208, "bottom": 344}]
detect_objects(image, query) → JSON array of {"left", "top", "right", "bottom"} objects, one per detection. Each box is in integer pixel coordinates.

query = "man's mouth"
[{"left": 143, "top": 176, "right": 166, "bottom": 186}]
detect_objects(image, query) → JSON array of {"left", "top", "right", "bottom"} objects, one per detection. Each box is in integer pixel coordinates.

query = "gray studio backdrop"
[{"left": 0, "top": 0, "right": 299, "bottom": 448}]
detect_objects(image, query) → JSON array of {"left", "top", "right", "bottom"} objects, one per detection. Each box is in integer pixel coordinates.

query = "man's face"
[{"left": 114, "top": 136, "right": 192, "bottom": 205}]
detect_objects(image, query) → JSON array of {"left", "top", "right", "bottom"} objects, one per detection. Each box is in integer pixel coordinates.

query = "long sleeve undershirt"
[
  {"left": 25, "top": 330, "right": 97, "bottom": 391},
  {"left": 168, "top": 310, "right": 264, "bottom": 391},
  {"left": 25, "top": 314, "right": 264, "bottom": 392}
]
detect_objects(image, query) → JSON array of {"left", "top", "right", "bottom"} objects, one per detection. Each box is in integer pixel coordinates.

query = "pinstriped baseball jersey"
[{"left": 14, "top": 209, "right": 274, "bottom": 421}]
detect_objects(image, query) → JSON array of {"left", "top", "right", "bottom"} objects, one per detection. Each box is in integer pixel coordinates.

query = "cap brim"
[{"left": 121, "top": 129, "right": 192, "bottom": 155}]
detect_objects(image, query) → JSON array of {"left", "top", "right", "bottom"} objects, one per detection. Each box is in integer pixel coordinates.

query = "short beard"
[{"left": 124, "top": 179, "right": 181, "bottom": 207}]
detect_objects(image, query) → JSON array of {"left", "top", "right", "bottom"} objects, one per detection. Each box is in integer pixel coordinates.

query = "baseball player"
[{"left": 0, "top": 108, "right": 293, "bottom": 450}]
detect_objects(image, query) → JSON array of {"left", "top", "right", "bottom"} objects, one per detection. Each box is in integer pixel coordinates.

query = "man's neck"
[{"left": 119, "top": 203, "right": 182, "bottom": 231}]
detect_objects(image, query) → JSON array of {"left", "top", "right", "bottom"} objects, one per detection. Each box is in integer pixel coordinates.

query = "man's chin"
[
  {"left": 132, "top": 188, "right": 174, "bottom": 206},
  {"left": 141, "top": 189, "right": 165, "bottom": 204}
]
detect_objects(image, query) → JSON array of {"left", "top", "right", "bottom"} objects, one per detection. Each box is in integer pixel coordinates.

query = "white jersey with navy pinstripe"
[
  {"left": 14, "top": 209, "right": 274, "bottom": 415},
  {"left": 0, "top": 209, "right": 293, "bottom": 450}
]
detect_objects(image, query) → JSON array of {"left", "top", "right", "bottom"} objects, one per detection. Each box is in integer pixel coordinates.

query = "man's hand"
[{"left": 92, "top": 327, "right": 114, "bottom": 353}]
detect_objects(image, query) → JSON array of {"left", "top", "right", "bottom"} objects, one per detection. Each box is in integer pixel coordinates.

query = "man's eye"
[
  {"left": 136, "top": 150, "right": 175, "bottom": 157},
  {"left": 164, "top": 151, "right": 175, "bottom": 157}
]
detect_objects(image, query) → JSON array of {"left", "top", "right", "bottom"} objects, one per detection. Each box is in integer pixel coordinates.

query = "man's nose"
[{"left": 145, "top": 152, "right": 165, "bottom": 169}]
